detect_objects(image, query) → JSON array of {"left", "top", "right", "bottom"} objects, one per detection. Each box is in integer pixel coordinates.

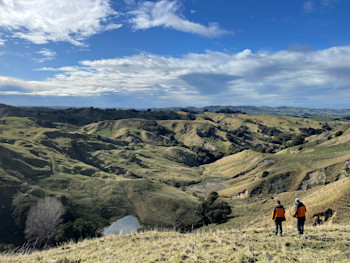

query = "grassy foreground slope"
[{"left": 1, "top": 225, "right": 350, "bottom": 262}]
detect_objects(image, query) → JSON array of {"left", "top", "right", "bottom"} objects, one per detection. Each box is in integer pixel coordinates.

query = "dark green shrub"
[
  {"left": 207, "top": 191, "right": 219, "bottom": 204},
  {"left": 261, "top": 171, "right": 269, "bottom": 178},
  {"left": 201, "top": 192, "right": 232, "bottom": 225},
  {"left": 288, "top": 135, "right": 305, "bottom": 147},
  {"left": 335, "top": 131, "right": 343, "bottom": 137},
  {"left": 55, "top": 218, "right": 99, "bottom": 243}
]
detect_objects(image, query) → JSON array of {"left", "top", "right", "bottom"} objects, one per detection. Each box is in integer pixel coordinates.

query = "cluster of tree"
[
  {"left": 201, "top": 192, "right": 232, "bottom": 225},
  {"left": 227, "top": 126, "right": 250, "bottom": 140},
  {"left": 55, "top": 219, "right": 99, "bottom": 243},
  {"left": 179, "top": 108, "right": 197, "bottom": 114},
  {"left": 197, "top": 126, "right": 218, "bottom": 138},
  {"left": 251, "top": 143, "right": 276, "bottom": 153},
  {"left": 24, "top": 192, "right": 232, "bottom": 248},
  {"left": 299, "top": 127, "right": 324, "bottom": 136},
  {"left": 0, "top": 104, "right": 197, "bottom": 126},
  {"left": 215, "top": 108, "right": 246, "bottom": 114},
  {"left": 24, "top": 197, "right": 99, "bottom": 248},
  {"left": 258, "top": 125, "right": 282, "bottom": 136},
  {"left": 256, "top": 125, "right": 333, "bottom": 151},
  {"left": 335, "top": 130, "right": 343, "bottom": 137},
  {"left": 189, "top": 146, "right": 223, "bottom": 165},
  {"left": 258, "top": 133, "right": 305, "bottom": 149}
]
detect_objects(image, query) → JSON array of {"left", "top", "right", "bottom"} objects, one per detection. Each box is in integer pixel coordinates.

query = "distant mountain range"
[
  {"left": 2, "top": 103, "right": 350, "bottom": 119},
  {"left": 162, "top": 105, "right": 350, "bottom": 118}
]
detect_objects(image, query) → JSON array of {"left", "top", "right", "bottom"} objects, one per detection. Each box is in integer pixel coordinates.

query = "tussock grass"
[{"left": 1, "top": 225, "right": 349, "bottom": 262}]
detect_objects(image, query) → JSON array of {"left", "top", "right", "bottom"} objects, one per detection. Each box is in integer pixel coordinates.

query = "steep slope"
[
  {"left": 0, "top": 117, "right": 202, "bottom": 247},
  {"left": 202, "top": 126, "right": 350, "bottom": 198},
  {"left": 199, "top": 126, "right": 350, "bottom": 228}
]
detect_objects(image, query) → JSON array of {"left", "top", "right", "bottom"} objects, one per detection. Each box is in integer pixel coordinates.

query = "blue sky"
[{"left": 1, "top": 0, "right": 350, "bottom": 109}]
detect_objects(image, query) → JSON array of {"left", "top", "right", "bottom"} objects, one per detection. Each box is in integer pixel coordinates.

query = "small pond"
[{"left": 103, "top": 215, "right": 141, "bottom": 236}]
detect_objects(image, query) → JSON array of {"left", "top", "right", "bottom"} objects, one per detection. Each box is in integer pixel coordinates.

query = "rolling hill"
[{"left": 0, "top": 103, "right": 349, "bottom": 250}]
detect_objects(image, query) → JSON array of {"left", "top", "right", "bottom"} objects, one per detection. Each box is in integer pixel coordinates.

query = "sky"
[{"left": 1, "top": 0, "right": 350, "bottom": 109}]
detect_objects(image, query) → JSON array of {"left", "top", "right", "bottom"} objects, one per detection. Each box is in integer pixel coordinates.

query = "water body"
[{"left": 103, "top": 215, "right": 141, "bottom": 235}]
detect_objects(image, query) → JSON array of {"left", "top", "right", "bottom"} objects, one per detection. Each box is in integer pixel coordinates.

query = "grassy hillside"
[
  {"left": 1, "top": 224, "right": 350, "bottom": 262},
  {"left": 198, "top": 124, "right": 350, "bottom": 227},
  {"left": 0, "top": 117, "right": 202, "bottom": 248},
  {"left": 1, "top": 108, "right": 350, "bottom": 249}
]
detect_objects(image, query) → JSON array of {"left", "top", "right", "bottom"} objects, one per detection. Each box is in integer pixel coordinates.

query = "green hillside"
[{"left": 1, "top": 104, "right": 350, "bottom": 250}]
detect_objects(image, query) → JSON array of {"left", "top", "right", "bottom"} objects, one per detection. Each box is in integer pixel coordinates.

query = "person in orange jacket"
[
  {"left": 272, "top": 200, "right": 285, "bottom": 236},
  {"left": 293, "top": 198, "right": 306, "bottom": 236}
]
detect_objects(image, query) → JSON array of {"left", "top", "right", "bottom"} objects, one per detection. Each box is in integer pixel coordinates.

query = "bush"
[
  {"left": 201, "top": 192, "right": 232, "bottom": 225},
  {"left": 215, "top": 108, "right": 245, "bottom": 114},
  {"left": 24, "top": 197, "right": 65, "bottom": 248},
  {"left": 0, "top": 243, "right": 15, "bottom": 252},
  {"left": 335, "top": 131, "right": 343, "bottom": 137},
  {"left": 288, "top": 135, "right": 305, "bottom": 147},
  {"left": 55, "top": 218, "right": 99, "bottom": 243},
  {"left": 261, "top": 171, "right": 269, "bottom": 178}
]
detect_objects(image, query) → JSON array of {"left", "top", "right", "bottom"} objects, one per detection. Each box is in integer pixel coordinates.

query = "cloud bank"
[
  {"left": 0, "top": 0, "right": 120, "bottom": 45},
  {"left": 1, "top": 46, "right": 350, "bottom": 108}
]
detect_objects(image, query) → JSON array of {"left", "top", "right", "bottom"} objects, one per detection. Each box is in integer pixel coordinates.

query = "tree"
[
  {"left": 201, "top": 192, "right": 232, "bottom": 225},
  {"left": 55, "top": 218, "right": 99, "bottom": 243},
  {"left": 335, "top": 130, "right": 343, "bottom": 137},
  {"left": 24, "top": 197, "right": 65, "bottom": 248}
]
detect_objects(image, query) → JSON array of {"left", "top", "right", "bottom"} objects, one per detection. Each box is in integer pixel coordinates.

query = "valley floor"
[{"left": 1, "top": 224, "right": 349, "bottom": 263}]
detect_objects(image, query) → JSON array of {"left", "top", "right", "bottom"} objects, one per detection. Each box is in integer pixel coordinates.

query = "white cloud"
[
  {"left": 2, "top": 46, "right": 350, "bottom": 107},
  {"left": 34, "top": 67, "right": 57, "bottom": 71},
  {"left": 302, "top": 0, "right": 336, "bottom": 13},
  {"left": 104, "top": 23, "right": 123, "bottom": 31},
  {"left": 0, "top": 33, "right": 5, "bottom": 46},
  {"left": 129, "top": 0, "right": 230, "bottom": 38},
  {"left": 303, "top": 1, "right": 315, "bottom": 13},
  {"left": 0, "top": 0, "right": 119, "bottom": 46},
  {"left": 35, "top": 48, "right": 56, "bottom": 63}
]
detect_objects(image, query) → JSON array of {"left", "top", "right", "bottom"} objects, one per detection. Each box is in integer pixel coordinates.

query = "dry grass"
[{"left": 1, "top": 224, "right": 349, "bottom": 263}]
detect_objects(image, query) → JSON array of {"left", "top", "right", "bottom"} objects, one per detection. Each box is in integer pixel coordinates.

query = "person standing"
[
  {"left": 293, "top": 198, "right": 306, "bottom": 236},
  {"left": 272, "top": 200, "right": 285, "bottom": 236}
]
